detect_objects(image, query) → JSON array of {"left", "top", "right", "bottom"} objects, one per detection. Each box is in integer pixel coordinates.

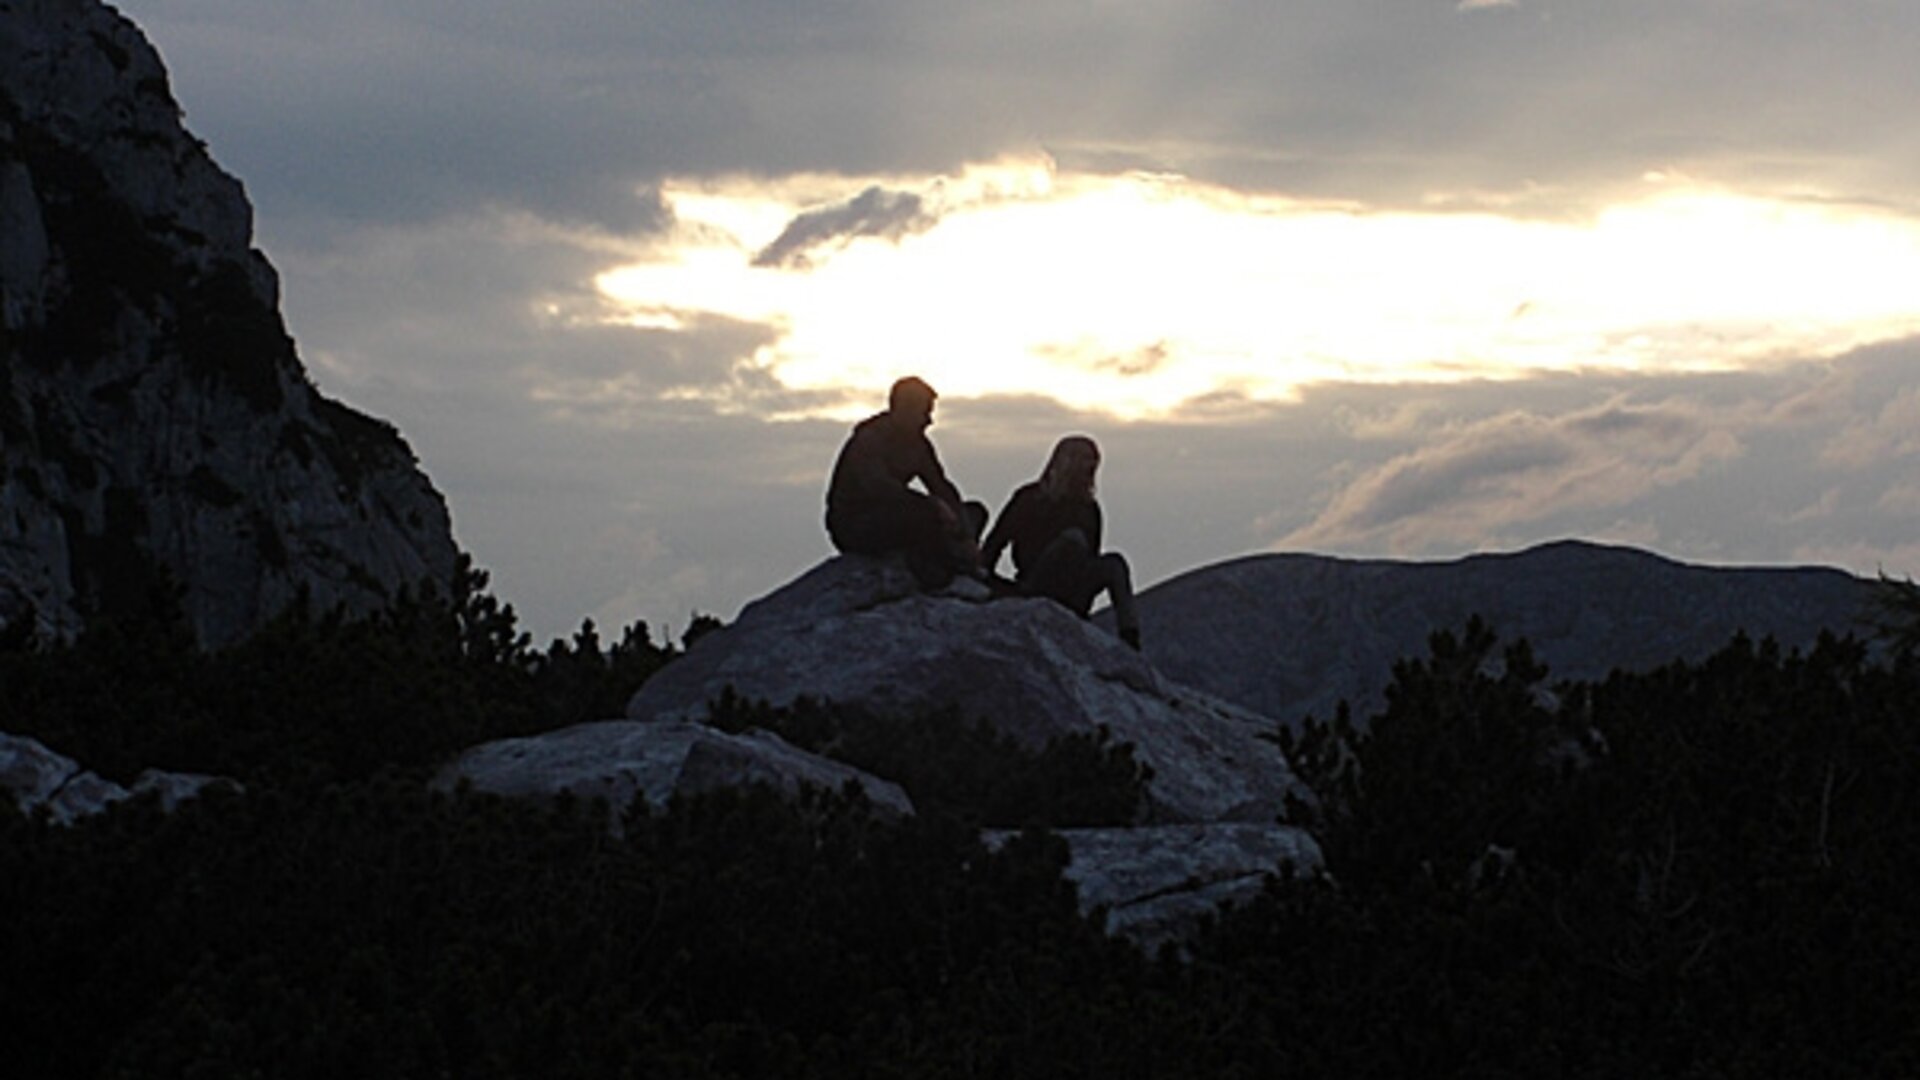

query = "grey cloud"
[
  {"left": 274, "top": 209, "right": 794, "bottom": 402},
  {"left": 1564, "top": 402, "right": 1702, "bottom": 442},
  {"left": 1302, "top": 417, "right": 1577, "bottom": 536},
  {"left": 1876, "top": 484, "right": 1920, "bottom": 518},
  {"left": 1037, "top": 340, "right": 1172, "bottom": 379},
  {"left": 751, "top": 186, "right": 935, "bottom": 269},
  {"left": 252, "top": 209, "right": 873, "bottom": 639},
  {"left": 526, "top": 317, "right": 786, "bottom": 415},
  {"left": 1104, "top": 342, "right": 1172, "bottom": 378},
  {"left": 124, "top": 2, "right": 784, "bottom": 235},
  {"left": 1261, "top": 344, "right": 1920, "bottom": 578},
  {"left": 212, "top": 46, "right": 675, "bottom": 239},
  {"left": 124, "top": 0, "right": 1920, "bottom": 247},
  {"left": 1278, "top": 394, "right": 1739, "bottom": 553},
  {"left": 432, "top": 402, "right": 851, "bottom": 644},
  {"left": 1820, "top": 387, "right": 1920, "bottom": 469}
]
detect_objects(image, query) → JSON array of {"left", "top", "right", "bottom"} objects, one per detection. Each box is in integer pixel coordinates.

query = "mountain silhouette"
[{"left": 1112, "top": 538, "right": 1877, "bottom": 727}]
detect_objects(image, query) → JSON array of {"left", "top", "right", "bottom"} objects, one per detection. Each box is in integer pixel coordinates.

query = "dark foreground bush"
[
  {"left": 1243, "top": 623, "right": 1920, "bottom": 1078},
  {"left": 705, "top": 690, "right": 1152, "bottom": 828},
  {"left": 0, "top": 779, "right": 1190, "bottom": 1080},
  {"left": 0, "top": 557, "right": 675, "bottom": 786},
  {"left": 8, "top": 576, "right": 1920, "bottom": 1077}
]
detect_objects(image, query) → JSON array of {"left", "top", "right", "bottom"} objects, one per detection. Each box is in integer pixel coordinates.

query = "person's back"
[{"left": 826, "top": 412, "right": 949, "bottom": 523}]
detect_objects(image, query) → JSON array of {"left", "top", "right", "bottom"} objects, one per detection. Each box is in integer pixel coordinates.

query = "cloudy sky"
[{"left": 117, "top": 0, "right": 1920, "bottom": 643}]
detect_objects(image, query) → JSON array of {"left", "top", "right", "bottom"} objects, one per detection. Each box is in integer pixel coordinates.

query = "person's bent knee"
[
  {"left": 959, "top": 500, "right": 989, "bottom": 542},
  {"left": 1048, "top": 528, "right": 1091, "bottom": 556}
]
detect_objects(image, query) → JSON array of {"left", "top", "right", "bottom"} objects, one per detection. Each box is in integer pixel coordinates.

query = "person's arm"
[
  {"left": 912, "top": 434, "right": 965, "bottom": 513},
  {"left": 980, "top": 489, "right": 1025, "bottom": 574},
  {"left": 1086, "top": 499, "right": 1104, "bottom": 554}
]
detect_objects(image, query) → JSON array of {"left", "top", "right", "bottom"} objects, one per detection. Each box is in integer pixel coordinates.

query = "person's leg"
[
  {"left": 958, "top": 500, "right": 988, "bottom": 543},
  {"left": 831, "top": 496, "right": 956, "bottom": 588},
  {"left": 1018, "top": 533, "right": 1142, "bottom": 648},
  {"left": 893, "top": 494, "right": 960, "bottom": 588},
  {"left": 1023, "top": 529, "right": 1099, "bottom": 615},
  {"left": 944, "top": 499, "right": 990, "bottom": 580},
  {"left": 1095, "top": 552, "right": 1142, "bottom": 649},
  {"left": 828, "top": 509, "right": 885, "bottom": 555}
]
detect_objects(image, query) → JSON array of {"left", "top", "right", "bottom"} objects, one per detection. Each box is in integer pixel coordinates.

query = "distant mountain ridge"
[
  {"left": 1117, "top": 539, "right": 1879, "bottom": 728},
  {"left": 0, "top": 0, "right": 457, "bottom": 644}
]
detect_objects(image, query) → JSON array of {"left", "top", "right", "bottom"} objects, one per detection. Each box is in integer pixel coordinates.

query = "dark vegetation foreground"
[{"left": 4, "top": 570, "right": 1920, "bottom": 1078}]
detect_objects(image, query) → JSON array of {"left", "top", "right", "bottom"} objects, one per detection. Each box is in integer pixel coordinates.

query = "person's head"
[
  {"left": 888, "top": 376, "right": 937, "bottom": 430},
  {"left": 1040, "top": 435, "right": 1100, "bottom": 502}
]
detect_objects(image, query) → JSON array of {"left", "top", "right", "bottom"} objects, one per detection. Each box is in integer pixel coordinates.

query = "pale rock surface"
[
  {"left": 433, "top": 719, "right": 915, "bottom": 826},
  {"left": 1115, "top": 539, "right": 1878, "bottom": 729},
  {"left": 989, "top": 823, "right": 1323, "bottom": 950},
  {"left": 1, "top": 731, "right": 233, "bottom": 824},
  {"left": 0, "top": 0, "right": 457, "bottom": 645},
  {"left": 627, "top": 555, "right": 1312, "bottom": 825},
  {"left": 128, "top": 767, "right": 237, "bottom": 813}
]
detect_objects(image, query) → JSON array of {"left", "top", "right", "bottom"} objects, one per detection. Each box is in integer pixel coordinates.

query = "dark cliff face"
[{"left": 0, "top": 0, "right": 458, "bottom": 645}]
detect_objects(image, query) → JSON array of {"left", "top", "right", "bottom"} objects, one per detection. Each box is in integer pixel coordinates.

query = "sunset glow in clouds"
[{"left": 597, "top": 159, "right": 1920, "bottom": 419}]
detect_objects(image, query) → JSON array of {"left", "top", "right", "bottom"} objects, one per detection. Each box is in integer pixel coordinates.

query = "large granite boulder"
[
  {"left": 990, "top": 823, "right": 1323, "bottom": 951},
  {"left": 433, "top": 719, "right": 914, "bottom": 827},
  {"left": 1, "top": 731, "right": 234, "bottom": 824},
  {"left": 1117, "top": 539, "right": 1879, "bottom": 729},
  {"left": 627, "top": 555, "right": 1311, "bottom": 825}
]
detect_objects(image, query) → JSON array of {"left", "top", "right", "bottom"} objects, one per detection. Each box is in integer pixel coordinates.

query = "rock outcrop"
[
  {"left": 989, "top": 823, "right": 1321, "bottom": 951},
  {"left": 0, "top": 0, "right": 457, "bottom": 645},
  {"left": 1, "top": 730, "right": 234, "bottom": 824},
  {"left": 433, "top": 719, "right": 915, "bottom": 829},
  {"left": 1118, "top": 539, "right": 1878, "bottom": 728},
  {"left": 626, "top": 555, "right": 1313, "bottom": 825},
  {"left": 433, "top": 553, "right": 1323, "bottom": 944}
]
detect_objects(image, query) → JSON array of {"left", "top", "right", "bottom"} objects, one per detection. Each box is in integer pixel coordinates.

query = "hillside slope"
[{"left": 1117, "top": 539, "right": 1876, "bottom": 726}]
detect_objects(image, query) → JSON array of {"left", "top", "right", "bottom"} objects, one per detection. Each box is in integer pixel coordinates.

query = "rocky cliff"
[
  {"left": 1119, "top": 539, "right": 1878, "bottom": 728},
  {"left": 0, "top": 0, "right": 457, "bottom": 645}
]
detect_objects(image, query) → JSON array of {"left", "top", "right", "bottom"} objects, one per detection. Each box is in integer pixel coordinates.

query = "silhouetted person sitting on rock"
[
  {"left": 982, "top": 435, "right": 1141, "bottom": 649},
  {"left": 826, "top": 376, "right": 987, "bottom": 590}
]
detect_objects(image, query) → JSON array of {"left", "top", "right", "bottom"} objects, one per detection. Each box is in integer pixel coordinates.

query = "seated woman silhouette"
[{"left": 981, "top": 435, "right": 1142, "bottom": 649}]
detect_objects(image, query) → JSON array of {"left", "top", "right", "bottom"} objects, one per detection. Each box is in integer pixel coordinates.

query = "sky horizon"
[{"left": 113, "top": 0, "right": 1920, "bottom": 644}]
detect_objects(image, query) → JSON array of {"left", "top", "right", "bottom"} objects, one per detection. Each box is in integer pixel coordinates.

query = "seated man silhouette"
[
  {"left": 981, "top": 435, "right": 1141, "bottom": 650},
  {"left": 825, "top": 376, "right": 986, "bottom": 590}
]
